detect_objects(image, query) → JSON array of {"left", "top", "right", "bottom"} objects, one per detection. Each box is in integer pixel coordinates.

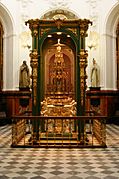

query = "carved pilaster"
[
  {"left": 30, "top": 49, "right": 39, "bottom": 106},
  {"left": 26, "top": 20, "right": 40, "bottom": 107},
  {"left": 78, "top": 19, "right": 91, "bottom": 107},
  {"left": 79, "top": 49, "right": 88, "bottom": 106}
]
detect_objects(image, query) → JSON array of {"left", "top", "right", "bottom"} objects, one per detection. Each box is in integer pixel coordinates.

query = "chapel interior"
[{"left": 0, "top": 0, "right": 119, "bottom": 178}]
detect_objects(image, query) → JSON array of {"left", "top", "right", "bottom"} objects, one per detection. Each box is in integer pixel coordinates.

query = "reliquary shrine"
[{"left": 11, "top": 17, "right": 107, "bottom": 148}]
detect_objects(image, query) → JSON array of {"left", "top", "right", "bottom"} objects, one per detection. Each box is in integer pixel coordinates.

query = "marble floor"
[{"left": 0, "top": 123, "right": 119, "bottom": 179}]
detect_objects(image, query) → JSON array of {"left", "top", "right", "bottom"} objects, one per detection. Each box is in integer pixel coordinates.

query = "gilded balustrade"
[{"left": 11, "top": 115, "right": 107, "bottom": 148}]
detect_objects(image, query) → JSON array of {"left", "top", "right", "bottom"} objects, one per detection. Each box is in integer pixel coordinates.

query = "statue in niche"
[
  {"left": 19, "top": 60, "right": 30, "bottom": 90},
  {"left": 90, "top": 58, "right": 100, "bottom": 87}
]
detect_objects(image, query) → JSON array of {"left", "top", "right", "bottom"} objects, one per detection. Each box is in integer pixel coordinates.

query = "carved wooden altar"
[{"left": 26, "top": 18, "right": 92, "bottom": 143}]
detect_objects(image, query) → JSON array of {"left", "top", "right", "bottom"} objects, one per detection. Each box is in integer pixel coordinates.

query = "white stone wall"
[{"left": 0, "top": 0, "right": 119, "bottom": 90}]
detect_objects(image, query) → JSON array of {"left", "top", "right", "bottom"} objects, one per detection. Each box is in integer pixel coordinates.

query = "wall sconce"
[
  {"left": 20, "top": 31, "right": 31, "bottom": 49},
  {"left": 87, "top": 31, "right": 99, "bottom": 50},
  {"left": 23, "top": 44, "right": 31, "bottom": 49},
  {"left": 88, "top": 41, "right": 97, "bottom": 50}
]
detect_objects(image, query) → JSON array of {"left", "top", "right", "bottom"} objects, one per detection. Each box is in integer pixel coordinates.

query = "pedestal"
[{"left": 89, "top": 87, "right": 101, "bottom": 91}]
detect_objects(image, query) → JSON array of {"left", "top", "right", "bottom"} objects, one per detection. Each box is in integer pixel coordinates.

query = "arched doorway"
[
  {"left": 104, "top": 3, "right": 119, "bottom": 90},
  {"left": 116, "top": 22, "right": 119, "bottom": 89},
  {"left": 0, "top": 3, "right": 14, "bottom": 90},
  {"left": 42, "top": 32, "right": 75, "bottom": 97},
  {"left": 0, "top": 21, "right": 4, "bottom": 90}
]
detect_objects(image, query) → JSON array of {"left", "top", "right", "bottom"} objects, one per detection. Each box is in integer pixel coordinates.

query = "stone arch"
[
  {"left": 40, "top": 9, "right": 79, "bottom": 20},
  {"left": 0, "top": 21, "right": 4, "bottom": 90},
  {"left": 38, "top": 9, "right": 79, "bottom": 97},
  {"left": 105, "top": 3, "right": 119, "bottom": 36},
  {"left": 0, "top": 3, "right": 14, "bottom": 90},
  {"left": 116, "top": 22, "right": 119, "bottom": 89},
  {"left": 104, "top": 2, "right": 119, "bottom": 90}
]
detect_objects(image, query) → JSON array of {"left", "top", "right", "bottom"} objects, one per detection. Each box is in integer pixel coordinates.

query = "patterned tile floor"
[{"left": 0, "top": 124, "right": 119, "bottom": 179}]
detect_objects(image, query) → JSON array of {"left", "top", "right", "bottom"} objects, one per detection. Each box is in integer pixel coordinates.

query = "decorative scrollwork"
[
  {"left": 30, "top": 49, "right": 39, "bottom": 105},
  {"left": 79, "top": 49, "right": 88, "bottom": 105},
  {"left": 79, "top": 19, "right": 92, "bottom": 37},
  {"left": 25, "top": 19, "right": 40, "bottom": 37},
  {"left": 54, "top": 18, "right": 64, "bottom": 29}
]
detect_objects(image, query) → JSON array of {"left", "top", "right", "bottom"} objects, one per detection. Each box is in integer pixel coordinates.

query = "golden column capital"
[
  {"left": 25, "top": 19, "right": 40, "bottom": 37},
  {"left": 79, "top": 19, "right": 92, "bottom": 37}
]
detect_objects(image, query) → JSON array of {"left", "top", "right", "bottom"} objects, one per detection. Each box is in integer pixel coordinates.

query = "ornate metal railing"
[{"left": 11, "top": 114, "right": 107, "bottom": 148}]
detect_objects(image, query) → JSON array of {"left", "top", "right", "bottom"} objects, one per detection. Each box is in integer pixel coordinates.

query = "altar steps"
[{"left": 16, "top": 133, "right": 99, "bottom": 148}]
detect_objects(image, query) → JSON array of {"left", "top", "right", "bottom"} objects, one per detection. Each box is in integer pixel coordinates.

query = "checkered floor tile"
[{"left": 0, "top": 124, "right": 119, "bottom": 178}]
